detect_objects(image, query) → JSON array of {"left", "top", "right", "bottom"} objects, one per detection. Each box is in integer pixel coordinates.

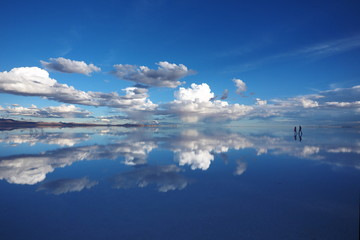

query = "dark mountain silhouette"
[{"left": 0, "top": 118, "right": 159, "bottom": 130}]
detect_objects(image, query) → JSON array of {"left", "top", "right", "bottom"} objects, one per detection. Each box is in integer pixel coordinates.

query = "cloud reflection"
[
  {"left": 112, "top": 165, "right": 189, "bottom": 192},
  {"left": 0, "top": 140, "right": 156, "bottom": 185},
  {"left": 234, "top": 160, "right": 247, "bottom": 176},
  {"left": 0, "top": 127, "right": 359, "bottom": 188},
  {"left": 37, "top": 177, "right": 98, "bottom": 195},
  {"left": 169, "top": 129, "right": 254, "bottom": 170},
  {"left": 0, "top": 130, "right": 90, "bottom": 146}
]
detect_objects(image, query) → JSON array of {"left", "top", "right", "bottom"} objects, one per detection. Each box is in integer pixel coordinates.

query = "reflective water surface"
[{"left": 0, "top": 126, "right": 359, "bottom": 239}]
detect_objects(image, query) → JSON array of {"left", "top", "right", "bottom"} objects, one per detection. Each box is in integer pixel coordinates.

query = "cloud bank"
[
  {"left": 251, "top": 85, "right": 360, "bottom": 123},
  {"left": 41, "top": 57, "right": 101, "bottom": 75},
  {"left": 112, "top": 61, "right": 194, "bottom": 88},
  {"left": 0, "top": 64, "right": 359, "bottom": 124},
  {"left": 0, "top": 104, "right": 92, "bottom": 118},
  {"left": 0, "top": 67, "right": 157, "bottom": 111}
]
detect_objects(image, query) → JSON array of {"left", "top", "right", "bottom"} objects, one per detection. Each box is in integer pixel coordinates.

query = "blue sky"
[{"left": 0, "top": 0, "right": 359, "bottom": 125}]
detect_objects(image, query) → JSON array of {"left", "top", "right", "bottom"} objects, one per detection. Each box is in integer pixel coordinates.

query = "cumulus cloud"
[
  {"left": 163, "top": 83, "right": 253, "bottom": 122},
  {"left": 41, "top": 57, "right": 101, "bottom": 75},
  {"left": 111, "top": 165, "right": 189, "bottom": 192},
  {"left": 175, "top": 83, "right": 214, "bottom": 103},
  {"left": 112, "top": 61, "right": 194, "bottom": 88},
  {"left": 299, "top": 98, "right": 319, "bottom": 108},
  {"left": 37, "top": 177, "right": 98, "bottom": 195},
  {"left": 0, "top": 67, "right": 157, "bottom": 112},
  {"left": 233, "top": 78, "right": 247, "bottom": 95},
  {"left": 0, "top": 104, "right": 92, "bottom": 118}
]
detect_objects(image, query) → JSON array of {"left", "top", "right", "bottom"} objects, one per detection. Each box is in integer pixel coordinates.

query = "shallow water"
[{"left": 0, "top": 126, "right": 359, "bottom": 239}]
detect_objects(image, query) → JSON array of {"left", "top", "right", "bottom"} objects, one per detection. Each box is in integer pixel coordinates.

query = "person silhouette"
[
  {"left": 299, "top": 125, "right": 302, "bottom": 133},
  {"left": 294, "top": 126, "right": 297, "bottom": 134}
]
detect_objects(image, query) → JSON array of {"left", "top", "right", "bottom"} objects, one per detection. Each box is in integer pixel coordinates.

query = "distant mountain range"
[{"left": 0, "top": 118, "right": 159, "bottom": 130}]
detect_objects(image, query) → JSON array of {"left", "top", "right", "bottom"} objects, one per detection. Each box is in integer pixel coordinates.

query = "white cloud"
[
  {"left": 299, "top": 98, "right": 319, "bottom": 108},
  {"left": 233, "top": 78, "right": 247, "bottom": 95},
  {"left": 325, "top": 101, "right": 360, "bottom": 108},
  {"left": 255, "top": 98, "right": 267, "bottom": 105},
  {"left": 0, "top": 67, "right": 157, "bottom": 112},
  {"left": 164, "top": 83, "right": 253, "bottom": 122},
  {"left": 0, "top": 104, "right": 92, "bottom": 118},
  {"left": 175, "top": 83, "right": 214, "bottom": 103},
  {"left": 41, "top": 57, "right": 101, "bottom": 75},
  {"left": 112, "top": 61, "right": 194, "bottom": 88},
  {"left": 37, "top": 177, "right": 98, "bottom": 195}
]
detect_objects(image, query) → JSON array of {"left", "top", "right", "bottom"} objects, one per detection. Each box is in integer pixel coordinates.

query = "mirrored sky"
[
  {"left": 1, "top": 126, "right": 359, "bottom": 185},
  {"left": 1, "top": 126, "right": 359, "bottom": 239}
]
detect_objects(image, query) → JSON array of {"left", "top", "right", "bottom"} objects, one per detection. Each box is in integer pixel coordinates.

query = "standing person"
[
  {"left": 299, "top": 125, "right": 302, "bottom": 132},
  {"left": 294, "top": 126, "right": 297, "bottom": 134}
]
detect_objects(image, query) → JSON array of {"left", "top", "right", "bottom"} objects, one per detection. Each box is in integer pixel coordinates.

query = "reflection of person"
[{"left": 299, "top": 125, "right": 303, "bottom": 137}]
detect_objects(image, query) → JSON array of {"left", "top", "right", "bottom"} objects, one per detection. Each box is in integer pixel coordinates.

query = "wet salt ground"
[{"left": 0, "top": 127, "right": 359, "bottom": 239}]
